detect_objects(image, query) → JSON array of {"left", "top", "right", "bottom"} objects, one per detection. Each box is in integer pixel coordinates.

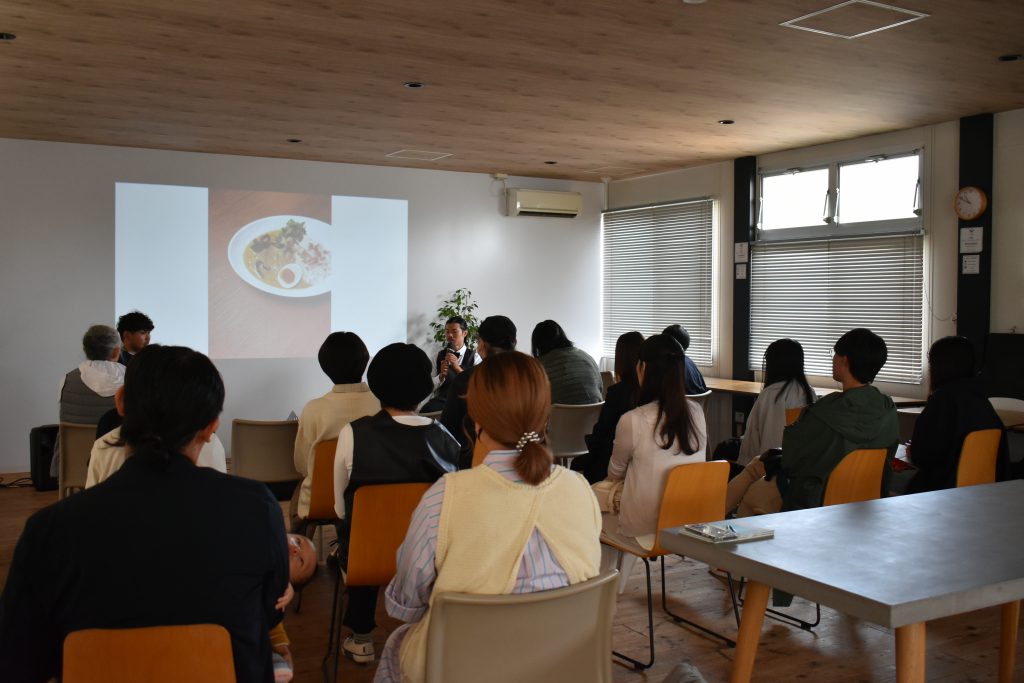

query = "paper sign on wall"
[
  {"left": 735, "top": 264, "right": 747, "bottom": 280},
  {"left": 734, "top": 242, "right": 749, "bottom": 263},
  {"left": 962, "top": 254, "right": 980, "bottom": 275},
  {"left": 959, "top": 227, "right": 983, "bottom": 254}
]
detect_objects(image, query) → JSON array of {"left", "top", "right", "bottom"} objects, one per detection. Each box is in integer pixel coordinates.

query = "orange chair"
[
  {"left": 601, "top": 461, "right": 732, "bottom": 669},
  {"left": 63, "top": 624, "right": 234, "bottom": 683},
  {"left": 749, "top": 447, "right": 888, "bottom": 631},
  {"left": 784, "top": 407, "right": 803, "bottom": 426},
  {"left": 956, "top": 428, "right": 1003, "bottom": 487},
  {"left": 323, "top": 482, "right": 432, "bottom": 683},
  {"left": 294, "top": 438, "right": 341, "bottom": 537},
  {"left": 822, "top": 448, "right": 888, "bottom": 506}
]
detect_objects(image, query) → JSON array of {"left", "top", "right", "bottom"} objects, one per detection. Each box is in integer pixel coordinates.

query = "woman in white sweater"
[
  {"left": 736, "top": 338, "right": 817, "bottom": 466},
  {"left": 603, "top": 334, "right": 707, "bottom": 550}
]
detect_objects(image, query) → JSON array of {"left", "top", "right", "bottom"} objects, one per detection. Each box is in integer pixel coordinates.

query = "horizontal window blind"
[
  {"left": 749, "top": 235, "right": 924, "bottom": 384},
  {"left": 602, "top": 199, "right": 713, "bottom": 364}
]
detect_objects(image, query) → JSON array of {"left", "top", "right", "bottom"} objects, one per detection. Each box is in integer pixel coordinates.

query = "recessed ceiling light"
[
  {"left": 544, "top": 160, "right": 558, "bottom": 165},
  {"left": 998, "top": 54, "right": 1023, "bottom": 62},
  {"left": 287, "top": 138, "right": 302, "bottom": 143},
  {"left": 403, "top": 81, "right": 425, "bottom": 88},
  {"left": 0, "top": 33, "right": 16, "bottom": 41},
  {"left": 718, "top": 119, "right": 735, "bottom": 125},
  {"left": 682, "top": 0, "right": 707, "bottom": 4}
]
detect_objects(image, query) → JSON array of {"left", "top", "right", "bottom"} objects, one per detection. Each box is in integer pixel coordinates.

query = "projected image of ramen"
[{"left": 228, "top": 216, "right": 333, "bottom": 297}]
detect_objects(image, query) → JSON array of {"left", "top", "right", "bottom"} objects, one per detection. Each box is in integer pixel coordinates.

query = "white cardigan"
[
  {"left": 736, "top": 380, "right": 815, "bottom": 466},
  {"left": 607, "top": 400, "right": 707, "bottom": 544}
]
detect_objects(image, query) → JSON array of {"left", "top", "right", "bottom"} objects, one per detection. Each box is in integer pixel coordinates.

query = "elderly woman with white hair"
[{"left": 51, "top": 324, "right": 126, "bottom": 476}]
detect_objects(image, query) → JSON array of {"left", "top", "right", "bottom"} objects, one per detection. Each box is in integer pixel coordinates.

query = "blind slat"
[
  {"left": 603, "top": 200, "right": 713, "bottom": 364},
  {"left": 749, "top": 235, "right": 924, "bottom": 384}
]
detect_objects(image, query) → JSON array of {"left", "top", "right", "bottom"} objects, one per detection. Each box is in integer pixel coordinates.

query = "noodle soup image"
[{"left": 228, "top": 215, "right": 334, "bottom": 297}]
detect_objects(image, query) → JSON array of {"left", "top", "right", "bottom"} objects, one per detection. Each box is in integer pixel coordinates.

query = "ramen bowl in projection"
[{"left": 228, "top": 215, "right": 333, "bottom": 297}]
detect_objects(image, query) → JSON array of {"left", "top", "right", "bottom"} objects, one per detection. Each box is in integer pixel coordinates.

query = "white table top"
[{"left": 660, "top": 480, "right": 1024, "bottom": 628}]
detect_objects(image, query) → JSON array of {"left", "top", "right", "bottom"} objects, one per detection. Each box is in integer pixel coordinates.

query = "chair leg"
[
  {"left": 737, "top": 576, "right": 820, "bottom": 631},
  {"left": 659, "top": 557, "right": 736, "bottom": 647},
  {"left": 612, "top": 557, "right": 655, "bottom": 670},
  {"left": 321, "top": 569, "right": 345, "bottom": 683},
  {"left": 726, "top": 572, "right": 742, "bottom": 630}
]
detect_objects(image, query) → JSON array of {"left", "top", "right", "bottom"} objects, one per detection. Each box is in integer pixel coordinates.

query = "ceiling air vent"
[{"left": 385, "top": 149, "right": 453, "bottom": 161}]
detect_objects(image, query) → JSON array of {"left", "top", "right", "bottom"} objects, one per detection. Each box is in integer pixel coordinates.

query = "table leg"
[
  {"left": 730, "top": 579, "right": 769, "bottom": 683},
  {"left": 999, "top": 600, "right": 1020, "bottom": 683},
  {"left": 895, "top": 622, "right": 925, "bottom": 683}
]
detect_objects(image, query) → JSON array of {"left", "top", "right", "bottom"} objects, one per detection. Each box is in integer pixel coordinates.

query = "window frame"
[
  {"left": 600, "top": 197, "right": 716, "bottom": 367},
  {"left": 756, "top": 148, "right": 924, "bottom": 243}
]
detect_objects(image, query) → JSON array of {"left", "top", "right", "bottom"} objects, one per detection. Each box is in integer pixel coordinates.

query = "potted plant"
[{"left": 429, "top": 288, "right": 480, "bottom": 347}]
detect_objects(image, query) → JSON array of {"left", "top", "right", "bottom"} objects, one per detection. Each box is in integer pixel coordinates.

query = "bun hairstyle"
[
  {"left": 636, "top": 334, "right": 699, "bottom": 455},
  {"left": 120, "top": 345, "right": 225, "bottom": 465},
  {"left": 467, "top": 351, "right": 553, "bottom": 485}
]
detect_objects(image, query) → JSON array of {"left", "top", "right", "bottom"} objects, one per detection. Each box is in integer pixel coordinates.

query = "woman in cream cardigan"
[{"left": 373, "top": 351, "right": 602, "bottom": 683}]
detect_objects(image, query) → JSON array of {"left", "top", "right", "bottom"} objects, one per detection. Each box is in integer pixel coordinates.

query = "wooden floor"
[{"left": 1, "top": 477, "right": 1021, "bottom": 683}]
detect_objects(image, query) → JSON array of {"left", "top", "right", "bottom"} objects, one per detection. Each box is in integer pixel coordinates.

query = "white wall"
[
  {"left": 0, "top": 139, "right": 602, "bottom": 473},
  {"left": 993, "top": 109, "right": 1024, "bottom": 334}
]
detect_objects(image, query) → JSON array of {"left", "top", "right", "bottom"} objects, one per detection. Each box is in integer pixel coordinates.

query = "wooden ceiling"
[{"left": 1, "top": 0, "right": 1022, "bottom": 180}]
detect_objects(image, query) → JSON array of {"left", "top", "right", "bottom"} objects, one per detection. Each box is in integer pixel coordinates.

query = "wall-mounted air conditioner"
[{"left": 505, "top": 188, "right": 583, "bottom": 218}]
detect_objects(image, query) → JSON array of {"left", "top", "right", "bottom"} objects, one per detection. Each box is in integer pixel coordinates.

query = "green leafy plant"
[{"left": 430, "top": 288, "right": 480, "bottom": 347}]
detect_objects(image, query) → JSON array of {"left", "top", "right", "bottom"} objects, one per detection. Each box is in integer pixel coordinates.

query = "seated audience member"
[
  {"left": 662, "top": 324, "right": 708, "bottom": 395},
  {"left": 906, "top": 336, "right": 1007, "bottom": 493},
  {"left": 420, "top": 316, "right": 477, "bottom": 413},
  {"left": 52, "top": 324, "right": 126, "bottom": 476},
  {"left": 531, "top": 319, "right": 603, "bottom": 405},
  {"left": 573, "top": 331, "right": 645, "bottom": 483},
  {"left": 86, "top": 425, "right": 227, "bottom": 487},
  {"left": 599, "top": 334, "right": 707, "bottom": 552},
  {"left": 333, "top": 343, "right": 459, "bottom": 664},
  {"left": 0, "top": 345, "right": 290, "bottom": 683},
  {"left": 372, "top": 351, "right": 601, "bottom": 683},
  {"left": 292, "top": 332, "right": 379, "bottom": 529},
  {"left": 115, "top": 310, "right": 154, "bottom": 365},
  {"left": 735, "top": 338, "right": 817, "bottom": 466},
  {"left": 727, "top": 328, "right": 899, "bottom": 516},
  {"left": 439, "top": 314, "right": 517, "bottom": 463}
]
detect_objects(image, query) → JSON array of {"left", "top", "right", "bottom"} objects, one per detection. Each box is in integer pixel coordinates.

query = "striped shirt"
[{"left": 373, "top": 451, "right": 568, "bottom": 683}]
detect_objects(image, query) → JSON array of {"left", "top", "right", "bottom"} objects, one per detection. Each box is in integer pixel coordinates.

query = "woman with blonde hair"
[{"left": 372, "top": 351, "right": 602, "bottom": 683}]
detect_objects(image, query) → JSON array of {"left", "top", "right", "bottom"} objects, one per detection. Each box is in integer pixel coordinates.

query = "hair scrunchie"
[{"left": 515, "top": 431, "right": 542, "bottom": 452}]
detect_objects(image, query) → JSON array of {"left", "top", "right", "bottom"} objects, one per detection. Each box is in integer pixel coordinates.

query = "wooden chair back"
[
  {"left": 822, "top": 448, "right": 887, "bottom": 507},
  {"left": 58, "top": 422, "right": 96, "bottom": 499},
  {"left": 230, "top": 419, "right": 300, "bottom": 483},
  {"left": 785, "top": 408, "right": 803, "bottom": 426},
  {"left": 63, "top": 624, "right": 235, "bottom": 683},
  {"left": 307, "top": 438, "right": 339, "bottom": 520},
  {"left": 424, "top": 571, "right": 618, "bottom": 683},
  {"left": 651, "top": 460, "right": 730, "bottom": 556},
  {"left": 956, "top": 428, "right": 1002, "bottom": 488},
  {"left": 347, "top": 482, "right": 432, "bottom": 586}
]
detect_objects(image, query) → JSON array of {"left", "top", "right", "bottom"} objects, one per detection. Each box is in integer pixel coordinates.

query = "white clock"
[{"left": 954, "top": 186, "right": 987, "bottom": 221}]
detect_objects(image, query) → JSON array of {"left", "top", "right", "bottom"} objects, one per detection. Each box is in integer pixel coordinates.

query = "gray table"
[{"left": 660, "top": 481, "right": 1024, "bottom": 683}]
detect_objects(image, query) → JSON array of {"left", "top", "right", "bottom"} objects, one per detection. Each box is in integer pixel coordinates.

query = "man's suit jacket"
[{"left": 433, "top": 346, "right": 478, "bottom": 398}]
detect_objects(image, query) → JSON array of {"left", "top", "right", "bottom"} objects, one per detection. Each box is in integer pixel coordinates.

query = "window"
[
  {"left": 602, "top": 199, "right": 713, "bottom": 364},
  {"left": 758, "top": 150, "right": 922, "bottom": 242},
  {"left": 749, "top": 235, "right": 924, "bottom": 384},
  {"left": 751, "top": 148, "right": 926, "bottom": 385}
]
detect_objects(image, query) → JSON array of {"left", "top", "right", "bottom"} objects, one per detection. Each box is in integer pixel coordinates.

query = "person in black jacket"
[
  {"left": 907, "top": 336, "right": 1007, "bottom": 493},
  {"left": 573, "top": 331, "right": 644, "bottom": 483},
  {"left": 332, "top": 342, "right": 458, "bottom": 664},
  {"left": 0, "top": 345, "right": 289, "bottom": 683}
]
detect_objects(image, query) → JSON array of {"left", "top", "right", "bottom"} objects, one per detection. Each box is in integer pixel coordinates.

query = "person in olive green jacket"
[{"left": 727, "top": 328, "right": 899, "bottom": 515}]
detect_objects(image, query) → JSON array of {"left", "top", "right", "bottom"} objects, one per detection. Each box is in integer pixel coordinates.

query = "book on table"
[{"left": 677, "top": 520, "right": 774, "bottom": 544}]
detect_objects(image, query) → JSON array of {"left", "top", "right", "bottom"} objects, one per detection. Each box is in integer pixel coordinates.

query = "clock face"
[{"left": 955, "top": 186, "right": 987, "bottom": 220}]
